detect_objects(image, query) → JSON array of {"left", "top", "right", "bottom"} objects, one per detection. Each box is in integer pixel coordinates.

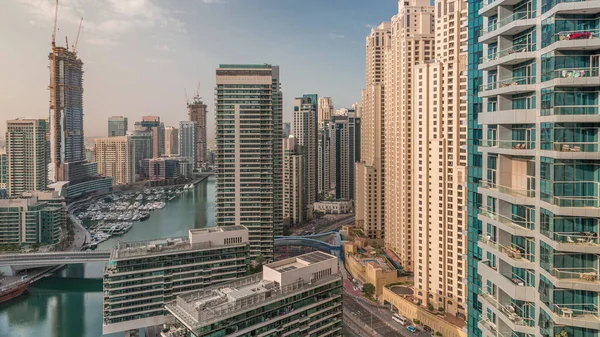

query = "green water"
[{"left": 0, "top": 178, "right": 216, "bottom": 337}]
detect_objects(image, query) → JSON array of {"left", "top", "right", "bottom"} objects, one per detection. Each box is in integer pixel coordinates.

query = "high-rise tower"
[
  {"left": 187, "top": 94, "right": 207, "bottom": 168},
  {"left": 179, "top": 121, "right": 197, "bottom": 166},
  {"left": 215, "top": 64, "right": 283, "bottom": 260},
  {"left": 283, "top": 136, "right": 305, "bottom": 225},
  {"left": 108, "top": 116, "right": 128, "bottom": 137},
  {"left": 318, "top": 97, "right": 334, "bottom": 124},
  {"left": 356, "top": 22, "right": 390, "bottom": 239},
  {"left": 384, "top": 0, "right": 435, "bottom": 271},
  {"left": 293, "top": 96, "right": 318, "bottom": 215},
  {"left": 6, "top": 119, "right": 48, "bottom": 197}
]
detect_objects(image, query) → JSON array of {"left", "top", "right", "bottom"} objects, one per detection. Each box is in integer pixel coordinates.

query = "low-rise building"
[
  {"left": 163, "top": 251, "right": 343, "bottom": 337},
  {"left": 0, "top": 193, "right": 66, "bottom": 247},
  {"left": 344, "top": 241, "right": 401, "bottom": 298},
  {"left": 313, "top": 200, "right": 353, "bottom": 214},
  {"left": 102, "top": 226, "right": 250, "bottom": 335}
]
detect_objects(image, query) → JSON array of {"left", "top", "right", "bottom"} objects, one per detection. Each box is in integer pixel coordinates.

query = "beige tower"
[
  {"left": 318, "top": 97, "right": 334, "bottom": 124},
  {"left": 283, "top": 136, "right": 305, "bottom": 225},
  {"left": 94, "top": 136, "right": 136, "bottom": 185},
  {"left": 355, "top": 22, "right": 390, "bottom": 239},
  {"left": 411, "top": 0, "right": 468, "bottom": 318},
  {"left": 384, "top": 0, "right": 435, "bottom": 271}
]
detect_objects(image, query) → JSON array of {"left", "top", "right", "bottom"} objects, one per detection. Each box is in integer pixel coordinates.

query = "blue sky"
[{"left": 0, "top": 0, "right": 397, "bottom": 141}]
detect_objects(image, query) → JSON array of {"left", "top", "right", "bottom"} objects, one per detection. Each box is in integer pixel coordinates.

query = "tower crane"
[
  {"left": 51, "top": 0, "right": 59, "bottom": 46},
  {"left": 72, "top": 18, "right": 83, "bottom": 54}
]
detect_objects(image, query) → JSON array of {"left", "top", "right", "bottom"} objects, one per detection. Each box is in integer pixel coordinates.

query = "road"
[
  {"left": 316, "top": 214, "right": 355, "bottom": 233},
  {"left": 344, "top": 294, "right": 402, "bottom": 337}
]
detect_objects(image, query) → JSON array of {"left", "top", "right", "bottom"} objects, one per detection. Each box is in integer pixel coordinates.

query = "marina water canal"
[{"left": 0, "top": 178, "right": 216, "bottom": 337}]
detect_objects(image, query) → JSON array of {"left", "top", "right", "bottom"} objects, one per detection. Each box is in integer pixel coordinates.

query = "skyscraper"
[
  {"left": 139, "top": 116, "right": 164, "bottom": 158},
  {"left": 283, "top": 136, "right": 305, "bottom": 225},
  {"left": 282, "top": 122, "right": 291, "bottom": 138},
  {"left": 384, "top": 0, "right": 435, "bottom": 271},
  {"left": 6, "top": 119, "right": 48, "bottom": 197},
  {"left": 0, "top": 150, "right": 7, "bottom": 194},
  {"left": 48, "top": 43, "right": 84, "bottom": 182},
  {"left": 127, "top": 129, "right": 152, "bottom": 176},
  {"left": 188, "top": 95, "right": 208, "bottom": 168},
  {"left": 318, "top": 121, "right": 334, "bottom": 199},
  {"left": 94, "top": 136, "right": 136, "bottom": 185},
  {"left": 293, "top": 96, "right": 318, "bottom": 214},
  {"left": 318, "top": 97, "right": 334, "bottom": 124},
  {"left": 179, "top": 121, "right": 197, "bottom": 166},
  {"left": 411, "top": 0, "right": 468, "bottom": 317},
  {"left": 108, "top": 116, "right": 128, "bottom": 137},
  {"left": 215, "top": 64, "right": 283, "bottom": 260},
  {"left": 164, "top": 126, "right": 179, "bottom": 156},
  {"left": 355, "top": 23, "right": 390, "bottom": 239},
  {"left": 332, "top": 115, "right": 350, "bottom": 200},
  {"left": 348, "top": 109, "right": 361, "bottom": 201}
]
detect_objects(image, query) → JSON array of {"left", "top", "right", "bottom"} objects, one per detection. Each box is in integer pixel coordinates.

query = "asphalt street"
[{"left": 344, "top": 294, "right": 404, "bottom": 337}]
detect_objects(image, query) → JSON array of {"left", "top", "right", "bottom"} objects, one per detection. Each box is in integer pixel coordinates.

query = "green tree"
[{"left": 362, "top": 283, "right": 376, "bottom": 297}]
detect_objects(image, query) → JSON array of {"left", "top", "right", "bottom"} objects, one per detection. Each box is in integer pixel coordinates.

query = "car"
[{"left": 407, "top": 326, "right": 418, "bottom": 333}]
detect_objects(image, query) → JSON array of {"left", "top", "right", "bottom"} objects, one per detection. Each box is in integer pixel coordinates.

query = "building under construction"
[
  {"left": 187, "top": 95, "right": 207, "bottom": 168},
  {"left": 48, "top": 33, "right": 85, "bottom": 182}
]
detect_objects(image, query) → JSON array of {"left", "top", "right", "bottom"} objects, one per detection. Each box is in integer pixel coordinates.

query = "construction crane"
[
  {"left": 51, "top": 0, "right": 59, "bottom": 46},
  {"left": 185, "top": 88, "right": 189, "bottom": 105},
  {"left": 72, "top": 18, "right": 83, "bottom": 54}
]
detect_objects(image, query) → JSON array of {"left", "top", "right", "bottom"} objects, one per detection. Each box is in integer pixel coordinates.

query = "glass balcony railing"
[
  {"left": 542, "top": 0, "right": 591, "bottom": 13},
  {"left": 552, "top": 142, "right": 599, "bottom": 153},
  {"left": 481, "top": 11, "right": 536, "bottom": 36},
  {"left": 552, "top": 303, "right": 600, "bottom": 320},
  {"left": 546, "top": 68, "right": 600, "bottom": 81},
  {"left": 479, "top": 235, "right": 535, "bottom": 262},
  {"left": 480, "top": 292, "right": 535, "bottom": 326},
  {"left": 481, "top": 140, "right": 535, "bottom": 150},
  {"left": 480, "top": 76, "right": 535, "bottom": 92},
  {"left": 549, "top": 29, "right": 599, "bottom": 45},
  {"left": 552, "top": 195, "right": 599, "bottom": 208},
  {"left": 551, "top": 267, "right": 600, "bottom": 282},
  {"left": 541, "top": 106, "right": 599, "bottom": 116},
  {"left": 479, "top": 207, "right": 535, "bottom": 230},
  {"left": 479, "top": 180, "right": 536, "bottom": 198},
  {"left": 550, "top": 231, "right": 600, "bottom": 246},
  {"left": 480, "top": 44, "right": 535, "bottom": 64}
]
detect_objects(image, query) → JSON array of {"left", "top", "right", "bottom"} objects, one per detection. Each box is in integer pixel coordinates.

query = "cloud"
[
  {"left": 14, "top": 0, "right": 186, "bottom": 47},
  {"left": 144, "top": 57, "right": 172, "bottom": 64},
  {"left": 365, "top": 24, "right": 375, "bottom": 29},
  {"left": 153, "top": 44, "right": 176, "bottom": 52},
  {"left": 328, "top": 33, "right": 345, "bottom": 39}
]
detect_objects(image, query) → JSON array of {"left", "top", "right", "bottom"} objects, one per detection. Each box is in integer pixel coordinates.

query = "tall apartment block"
[
  {"left": 0, "top": 193, "right": 65, "bottom": 246},
  {"left": 108, "top": 116, "right": 128, "bottom": 137},
  {"left": 102, "top": 226, "right": 250, "bottom": 335},
  {"left": 293, "top": 96, "right": 318, "bottom": 213},
  {"left": 6, "top": 119, "right": 48, "bottom": 197},
  {"left": 469, "top": 0, "right": 600, "bottom": 335},
  {"left": 179, "top": 121, "right": 198, "bottom": 167},
  {"left": 384, "top": 0, "right": 435, "bottom": 271},
  {"left": 127, "top": 129, "right": 152, "bottom": 176},
  {"left": 318, "top": 121, "right": 336, "bottom": 199},
  {"left": 94, "top": 136, "right": 136, "bottom": 185},
  {"left": 411, "top": 0, "right": 468, "bottom": 318},
  {"left": 319, "top": 97, "right": 334, "bottom": 124},
  {"left": 330, "top": 115, "right": 360, "bottom": 201},
  {"left": 163, "top": 252, "right": 343, "bottom": 337},
  {"left": 48, "top": 44, "right": 85, "bottom": 182},
  {"left": 283, "top": 136, "right": 305, "bottom": 225},
  {"left": 188, "top": 95, "right": 208, "bottom": 167},
  {"left": 215, "top": 64, "right": 283, "bottom": 259},
  {"left": 164, "top": 126, "right": 179, "bottom": 156},
  {"left": 0, "top": 150, "right": 7, "bottom": 194},
  {"left": 356, "top": 23, "right": 389, "bottom": 239},
  {"left": 283, "top": 122, "right": 292, "bottom": 138},
  {"left": 348, "top": 109, "right": 361, "bottom": 201}
]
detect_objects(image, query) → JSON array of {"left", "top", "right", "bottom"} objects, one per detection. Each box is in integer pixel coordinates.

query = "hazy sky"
[{"left": 0, "top": 0, "right": 397, "bottom": 143}]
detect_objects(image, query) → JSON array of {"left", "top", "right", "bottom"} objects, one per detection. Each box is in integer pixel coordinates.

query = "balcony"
[
  {"left": 479, "top": 12, "right": 537, "bottom": 44},
  {"left": 552, "top": 195, "right": 599, "bottom": 208},
  {"left": 479, "top": 0, "right": 524, "bottom": 16},
  {"left": 479, "top": 109, "right": 536, "bottom": 125},
  {"left": 478, "top": 235, "right": 535, "bottom": 268},
  {"left": 544, "top": 68, "right": 600, "bottom": 87},
  {"left": 479, "top": 44, "right": 536, "bottom": 71},
  {"left": 478, "top": 208, "right": 534, "bottom": 236},
  {"left": 545, "top": 30, "right": 600, "bottom": 51},
  {"left": 542, "top": 231, "right": 600, "bottom": 254},
  {"left": 542, "top": 267, "right": 600, "bottom": 292},
  {"left": 479, "top": 139, "right": 536, "bottom": 156},
  {"left": 479, "top": 76, "right": 536, "bottom": 97},
  {"left": 478, "top": 181, "right": 536, "bottom": 205},
  {"left": 548, "top": 303, "right": 600, "bottom": 328},
  {"left": 479, "top": 292, "right": 535, "bottom": 333},
  {"left": 541, "top": 105, "right": 600, "bottom": 120},
  {"left": 478, "top": 261, "right": 536, "bottom": 301}
]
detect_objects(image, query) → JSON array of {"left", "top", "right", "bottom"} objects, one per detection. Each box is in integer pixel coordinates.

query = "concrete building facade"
[
  {"left": 188, "top": 96, "right": 208, "bottom": 167},
  {"left": 215, "top": 64, "right": 283, "bottom": 259},
  {"left": 293, "top": 96, "right": 318, "bottom": 214},
  {"left": 6, "top": 119, "right": 48, "bottom": 197},
  {"left": 163, "top": 251, "right": 343, "bottom": 337},
  {"left": 411, "top": 0, "right": 468, "bottom": 318},
  {"left": 283, "top": 136, "right": 305, "bottom": 225},
  {"left": 384, "top": 0, "right": 435, "bottom": 271},
  {"left": 164, "top": 126, "right": 179, "bottom": 156},
  {"left": 318, "top": 97, "right": 334, "bottom": 124},
  {"left": 94, "top": 136, "right": 136, "bottom": 185},
  {"left": 103, "top": 226, "right": 250, "bottom": 334},
  {"left": 356, "top": 22, "right": 390, "bottom": 239},
  {"left": 108, "top": 116, "right": 128, "bottom": 137}
]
